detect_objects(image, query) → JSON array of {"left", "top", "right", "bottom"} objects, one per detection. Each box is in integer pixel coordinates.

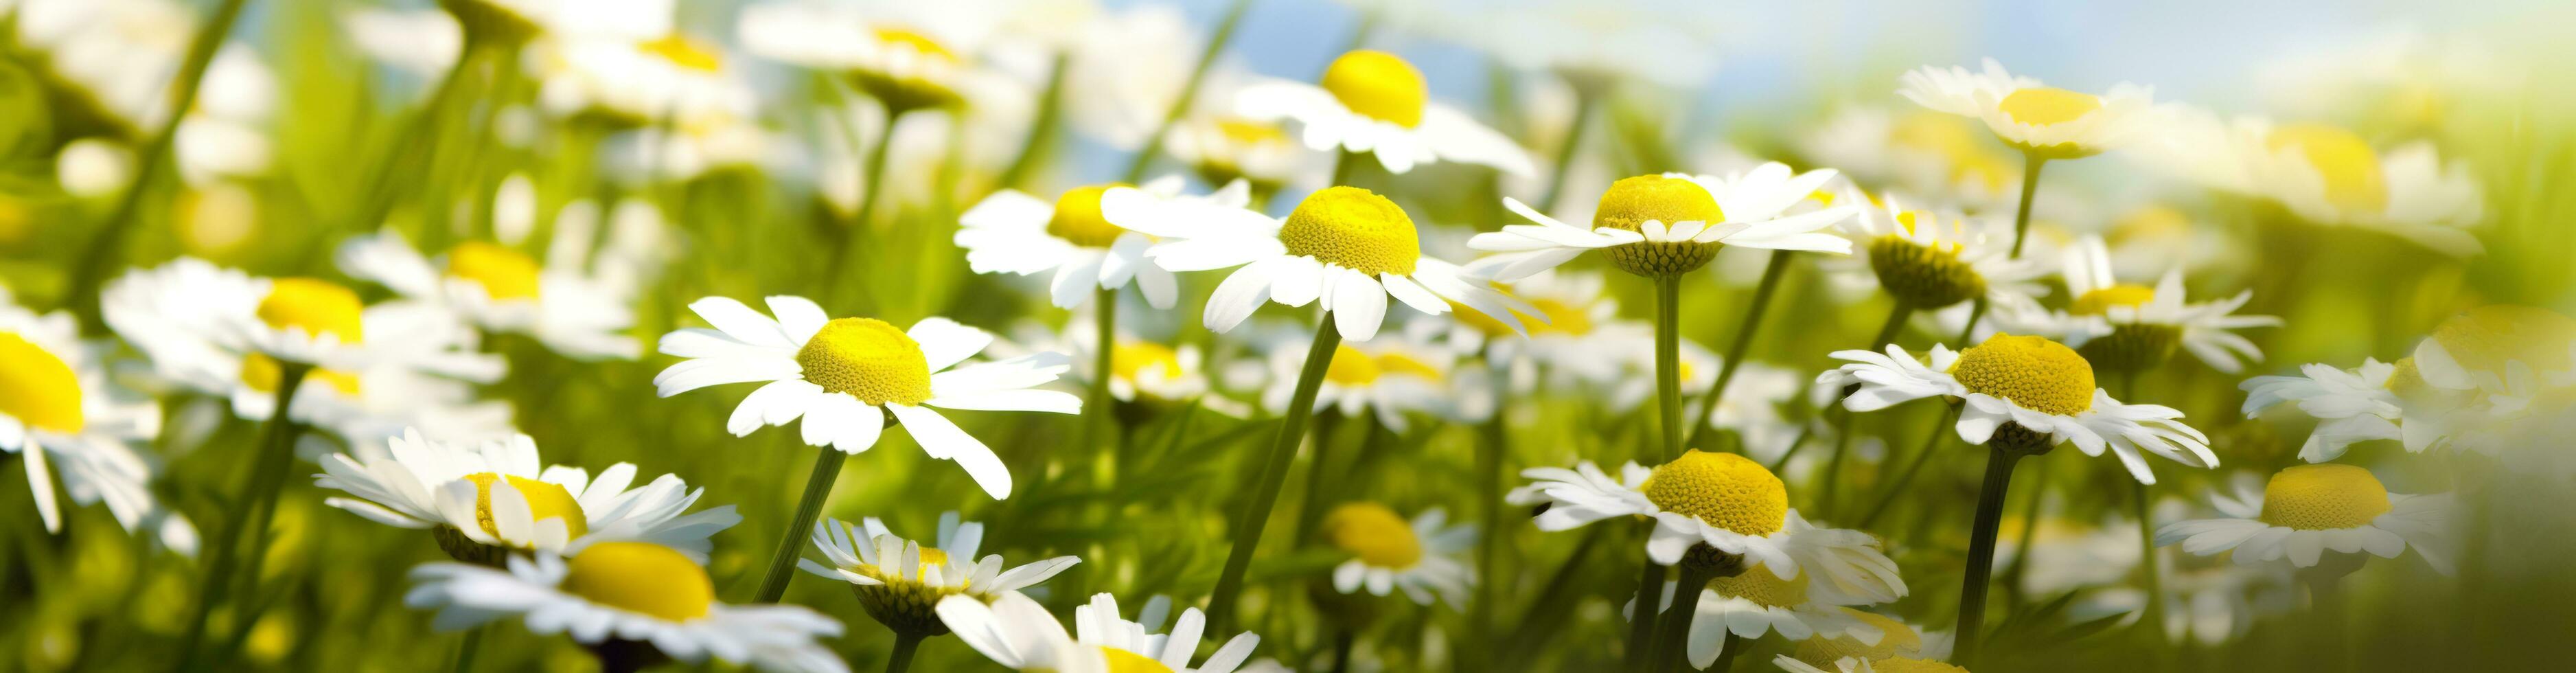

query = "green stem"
[
  {"left": 1623, "top": 545, "right": 1667, "bottom": 670},
  {"left": 356, "top": 35, "right": 483, "bottom": 236},
  {"left": 997, "top": 52, "right": 1070, "bottom": 190},
  {"left": 752, "top": 448, "right": 850, "bottom": 603},
  {"left": 1291, "top": 411, "right": 1353, "bottom": 546},
  {"left": 1654, "top": 274, "right": 1684, "bottom": 460},
  {"left": 1329, "top": 150, "right": 1361, "bottom": 188},
  {"left": 1468, "top": 396, "right": 1509, "bottom": 665},
  {"left": 884, "top": 630, "right": 923, "bottom": 673},
  {"left": 1857, "top": 404, "right": 1964, "bottom": 528},
  {"left": 825, "top": 109, "right": 903, "bottom": 310},
  {"left": 64, "top": 0, "right": 253, "bottom": 334},
  {"left": 1081, "top": 286, "right": 1119, "bottom": 477},
  {"left": 173, "top": 361, "right": 309, "bottom": 672},
  {"left": 1499, "top": 525, "right": 1606, "bottom": 660},
  {"left": 1651, "top": 561, "right": 1719, "bottom": 672},
  {"left": 1118, "top": 0, "right": 1256, "bottom": 183},
  {"left": 1206, "top": 314, "right": 1343, "bottom": 632},
  {"left": 1950, "top": 155, "right": 2047, "bottom": 343},
  {"left": 1999, "top": 455, "right": 2051, "bottom": 606},
  {"left": 2119, "top": 369, "right": 2166, "bottom": 645},
  {"left": 451, "top": 624, "right": 486, "bottom": 673},
  {"left": 1534, "top": 89, "right": 1600, "bottom": 213},
  {"left": 1707, "top": 633, "right": 1743, "bottom": 672},
  {"left": 1687, "top": 250, "right": 1795, "bottom": 450},
  {"left": 1953, "top": 446, "right": 2026, "bottom": 668},
  {"left": 1327, "top": 628, "right": 1356, "bottom": 673}
]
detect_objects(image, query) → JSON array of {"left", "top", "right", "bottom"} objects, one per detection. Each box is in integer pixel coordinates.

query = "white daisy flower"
[
  {"left": 1822, "top": 335, "right": 2216, "bottom": 484},
  {"left": 1234, "top": 49, "right": 1534, "bottom": 176},
  {"left": 2157, "top": 464, "right": 2456, "bottom": 573},
  {"left": 1163, "top": 115, "right": 1307, "bottom": 196},
  {"left": 735, "top": 0, "right": 1004, "bottom": 114},
  {"left": 1506, "top": 451, "right": 1904, "bottom": 597},
  {"left": 2239, "top": 358, "right": 2419, "bottom": 463},
  {"left": 1994, "top": 236, "right": 2279, "bottom": 374},
  {"left": 0, "top": 297, "right": 194, "bottom": 554},
  {"left": 1797, "top": 106, "right": 2021, "bottom": 212},
  {"left": 1771, "top": 654, "right": 1966, "bottom": 673},
  {"left": 799, "top": 512, "right": 1079, "bottom": 635},
  {"left": 2143, "top": 109, "right": 2484, "bottom": 257},
  {"left": 337, "top": 231, "right": 642, "bottom": 361},
  {"left": 1148, "top": 185, "right": 1531, "bottom": 342},
  {"left": 936, "top": 591, "right": 1265, "bottom": 673},
  {"left": 654, "top": 296, "right": 1081, "bottom": 499},
  {"left": 314, "top": 429, "right": 741, "bottom": 564},
  {"left": 1897, "top": 58, "right": 2163, "bottom": 160},
  {"left": 2244, "top": 306, "right": 2576, "bottom": 463},
  {"left": 1630, "top": 560, "right": 1905, "bottom": 670},
  {"left": 1828, "top": 189, "right": 2050, "bottom": 315},
  {"left": 1257, "top": 326, "right": 1449, "bottom": 432},
  {"left": 1436, "top": 269, "right": 1642, "bottom": 391},
  {"left": 960, "top": 176, "right": 1245, "bottom": 310},
  {"left": 532, "top": 31, "right": 755, "bottom": 132},
  {"left": 1779, "top": 610, "right": 1948, "bottom": 672},
  {"left": 341, "top": 7, "right": 463, "bottom": 80},
  {"left": 993, "top": 319, "right": 1240, "bottom": 416},
  {"left": 406, "top": 543, "right": 849, "bottom": 673},
  {"left": 2078, "top": 556, "right": 2298, "bottom": 648},
  {"left": 12, "top": 0, "right": 277, "bottom": 183},
  {"left": 1318, "top": 503, "right": 1475, "bottom": 606},
  {"left": 1467, "top": 166, "right": 1857, "bottom": 282}
]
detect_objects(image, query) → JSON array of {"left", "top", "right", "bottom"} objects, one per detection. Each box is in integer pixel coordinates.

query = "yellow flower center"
[
  {"left": 562, "top": 542, "right": 713, "bottom": 621},
  {"left": 257, "top": 278, "right": 364, "bottom": 343},
  {"left": 1320, "top": 49, "right": 1426, "bottom": 128},
  {"left": 1642, "top": 450, "right": 1787, "bottom": 536},
  {"left": 1280, "top": 186, "right": 1419, "bottom": 276},
  {"left": 1705, "top": 566, "right": 1809, "bottom": 608},
  {"left": 641, "top": 34, "right": 722, "bottom": 72},
  {"left": 1324, "top": 502, "right": 1423, "bottom": 568},
  {"left": 1794, "top": 608, "right": 1923, "bottom": 666},
  {"left": 1110, "top": 341, "right": 1184, "bottom": 384},
  {"left": 1998, "top": 87, "right": 2102, "bottom": 126},
  {"left": 2257, "top": 464, "right": 2391, "bottom": 530},
  {"left": 1323, "top": 345, "right": 1381, "bottom": 385},
  {"left": 2266, "top": 124, "right": 2386, "bottom": 214},
  {"left": 1216, "top": 118, "right": 1289, "bottom": 146},
  {"left": 1872, "top": 659, "right": 1971, "bottom": 673},
  {"left": 1377, "top": 353, "right": 1442, "bottom": 380},
  {"left": 2425, "top": 305, "right": 2576, "bottom": 376},
  {"left": 872, "top": 27, "right": 954, "bottom": 62},
  {"left": 1046, "top": 184, "right": 1128, "bottom": 249},
  {"left": 1594, "top": 174, "right": 1726, "bottom": 277},
  {"left": 463, "top": 472, "right": 590, "bottom": 541},
  {"left": 1453, "top": 293, "right": 1594, "bottom": 338},
  {"left": 1102, "top": 646, "right": 1176, "bottom": 673},
  {"left": 855, "top": 542, "right": 954, "bottom": 582},
  {"left": 2384, "top": 356, "right": 2429, "bottom": 398},
  {"left": 446, "top": 242, "right": 543, "bottom": 301},
  {"left": 0, "top": 332, "right": 84, "bottom": 433},
  {"left": 795, "top": 318, "right": 933, "bottom": 406},
  {"left": 1948, "top": 334, "right": 2095, "bottom": 415},
  {"left": 1867, "top": 234, "right": 1986, "bottom": 309},
  {"left": 2069, "top": 284, "right": 2155, "bottom": 316},
  {"left": 239, "top": 352, "right": 362, "bottom": 396}
]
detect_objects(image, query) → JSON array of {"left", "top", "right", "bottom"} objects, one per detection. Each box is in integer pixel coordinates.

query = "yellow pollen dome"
[
  {"left": 1324, "top": 345, "right": 1381, "bottom": 385},
  {"left": 873, "top": 27, "right": 954, "bottom": 62},
  {"left": 1110, "top": 341, "right": 1184, "bottom": 384},
  {"left": 1705, "top": 566, "right": 1808, "bottom": 608},
  {"left": 851, "top": 26, "right": 963, "bottom": 113},
  {"left": 1320, "top": 49, "right": 1426, "bottom": 128},
  {"left": 856, "top": 543, "right": 954, "bottom": 582},
  {"left": 463, "top": 472, "right": 590, "bottom": 540},
  {"left": 239, "top": 353, "right": 362, "bottom": 396},
  {"left": 562, "top": 542, "right": 713, "bottom": 621},
  {"left": 1280, "top": 186, "right": 1420, "bottom": 276},
  {"left": 2257, "top": 464, "right": 2391, "bottom": 530},
  {"left": 2384, "top": 356, "right": 2430, "bottom": 398},
  {"left": 0, "top": 332, "right": 84, "bottom": 433},
  {"left": 1948, "top": 334, "right": 2095, "bottom": 416},
  {"left": 2069, "top": 284, "right": 2156, "bottom": 316},
  {"left": 1794, "top": 608, "right": 1923, "bottom": 665},
  {"left": 641, "top": 34, "right": 722, "bottom": 72},
  {"left": 1323, "top": 503, "right": 1423, "bottom": 568},
  {"left": 2266, "top": 124, "right": 2386, "bottom": 214},
  {"left": 1594, "top": 174, "right": 1726, "bottom": 277},
  {"left": 2424, "top": 305, "right": 2576, "bottom": 376},
  {"left": 1867, "top": 233, "right": 1986, "bottom": 308},
  {"left": 446, "top": 242, "right": 543, "bottom": 300},
  {"left": 1997, "top": 87, "right": 2102, "bottom": 126},
  {"left": 1102, "top": 646, "right": 1177, "bottom": 673},
  {"left": 1642, "top": 450, "right": 1788, "bottom": 536},
  {"left": 1046, "top": 184, "right": 1129, "bottom": 248},
  {"left": 795, "top": 318, "right": 933, "bottom": 406},
  {"left": 257, "top": 278, "right": 365, "bottom": 343},
  {"left": 1870, "top": 659, "right": 1971, "bottom": 673}
]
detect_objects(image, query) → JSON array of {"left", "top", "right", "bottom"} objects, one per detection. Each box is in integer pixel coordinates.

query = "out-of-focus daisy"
[
  {"left": 1468, "top": 167, "right": 1856, "bottom": 282},
  {"left": 960, "top": 176, "right": 1247, "bottom": 310},
  {"left": 1438, "top": 269, "right": 1640, "bottom": 389},
  {"left": 1258, "top": 325, "right": 1448, "bottom": 431},
  {"left": 2242, "top": 306, "right": 2576, "bottom": 462},
  {"left": 2240, "top": 358, "right": 2424, "bottom": 463},
  {"left": 341, "top": 7, "right": 463, "bottom": 80},
  {"left": 1830, "top": 190, "right": 2049, "bottom": 316},
  {"left": 654, "top": 296, "right": 1079, "bottom": 499},
  {"left": 2147, "top": 109, "right": 2483, "bottom": 256},
  {"left": 2079, "top": 556, "right": 2297, "bottom": 647},
  {"left": 1148, "top": 185, "right": 1529, "bottom": 342},
  {"left": 1055, "top": 3, "right": 1197, "bottom": 151},
  {"left": 2157, "top": 464, "right": 2456, "bottom": 573},
  {"left": 405, "top": 542, "right": 849, "bottom": 673},
  {"left": 736, "top": 0, "right": 1000, "bottom": 114},
  {"left": 936, "top": 591, "right": 1265, "bottom": 673},
  {"left": 1898, "top": 58, "right": 2162, "bottom": 161},
  {"left": 12, "top": 0, "right": 277, "bottom": 183},
  {"left": 1995, "top": 236, "right": 2278, "bottom": 374},
  {"left": 1234, "top": 49, "right": 1534, "bottom": 175},
  {"left": 1772, "top": 654, "right": 1968, "bottom": 673},
  {"left": 1821, "top": 335, "right": 2215, "bottom": 483},
  {"left": 1319, "top": 503, "right": 1475, "bottom": 606},
  {"left": 800, "top": 512, "right": 1078, "bottom": 636},
  {"left": 1507, "top": 451, "right": 1904, "bottom": 593},
  {"left": 1164, "top": 115, "right": 1305, "bottom": 198},
  {"left": 314, "top": 430, "right": 741, "bottom": 565},
  {"left": 1, "top": 297, "right": 193, "bottom": 554},
  {"left": 1799, "top": 107, "right": 2020, "bottom": 211},
  {"left": 1630, "top": 557, "right": 1904, "bottom": 670},
  {"left": 338, "top": 232, "right": 641, "bottom": 360},
  {"left": 1783, "top": 611, "right": 1947, "bottom": 671}
]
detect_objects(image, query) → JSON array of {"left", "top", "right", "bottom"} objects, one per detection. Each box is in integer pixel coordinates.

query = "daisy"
[
  {"left": 1772, "top": 655, "right": 1967, "bottom": 673},
  {"left": 531, "top": 31, "right": 756, "bottom": 133},
  {"left": 1506, "top": 451, "right": 1905, "bottom": 593},
  {"left": 1994, "top": 236, "right": 2279, "bottom": 374},
  {"left": 1797, "top": 106, "right": 2020, "bottom": 212},
  {"left": 0, "top": 297, "right": 195, "bottom": 554},
  {"left": 936, "top": 591, "right": 1265, "bottom": 673},
  {"left": 653, "top": 295, "right": 1080, "bottom": 499},
  {"left": 2242, "top": 306, "right": 2576, "bottom": 462},
  {"left": 1319, "top": 503, "right": 1476, "bottom": 606},
  {"left": 1233, "top": 49, "right": 1532, "bottom": 175},
  {"left": 314, "top": 429, "right": 742, "bottom": 565},
  {"left": 1148, "top": 185, "right": 1530, "bottom": 342},
  {"left": 800, "top": 512, "right": 1079, "bottom": 637},
  {"left": 1829, "top": 189, "right": 2050, "bottom": 314},
  {"left": 1821, "top": 334, "right": 2216, "bottom": 483},
  {"left": 1631, "top": 561, "right": 1903, "bottom": 670},
  {"left": 960, "top": 176, "right": 1251, "bottom": 310},
  {"left": 2239, "top": 358, "right": 2422, "bottom": 463},
  {"left": 2157, "top": 464, "right": 2457, "bottom": 573},
  {"left": 1436, "top": 269, "right": 1642, "bottom": 390},
  {"left": 405, "top": 542, "right": 849, "bottom": 673},
  {"left": 735, "top": 0, "right": 1000, "bottom": 115},
  {"left": 1163, "top": 115, "right": 1306, "bottom": 198},
  {"left": 1897, "top": 58, "right": 2163, "bottom": 161},
  {"left": 2146, "top": 109, "right": 2483, "bottom": 256},
  {"left": 338, "top": 231, "right": 642, "bottom": 361},
  {"left": 2078, "top": 556, "right": 2299, "bottom": 647},
  {"left": 1782, "top": 610, "right": 1948, "bottom": 671},
  {"left": 1260, "top": 321, "right": 1456, "bottom": 431},
  {"left": 1467, "top": 166, "right": 1857, "bottom": 282}
]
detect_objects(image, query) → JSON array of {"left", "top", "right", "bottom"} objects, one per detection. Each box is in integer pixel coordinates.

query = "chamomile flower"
[
  {"left": 1631, "top": 558, "right": 1905, "bottom": 670},
  {"left": 1821, "top": 334, "right": 2215, "bottom": 483},
  {"left": 1150, "top": 185, "right": 1530, "bottom": 342},
  {"left": 800, "top": 512, "right": 1079, "bottom": 636},
  {"left": 1164, "top": 115, "right": 1306, "bottom": 197},
  {"left": 1508, "top": 451, "right": 1905, "bottom": 595},
  {"left": 337, "top": 232, "right": 641, "bottom": 360},
  {"left": 2239, "top": 358, "right": 2423, "bottom": 463},
  {"left": 1320, "top": 503, "right": 1475, "bottom": 606},
  {"left": 2157, "top": 464, "right": 2456, "bottom": 573},
  {"left": 1772, "top": 654, "right": 1967, "bottom": 673},
  {"left": 1468, "top": 166, "right": 1857, "bottom": 282},
  {"left": 2245, "top": 306, "right": 2576, "bottom": 462},
  {"left": 314, "top": 430, "right": 741, "bottom": 565},
  {"left": 960, "top": 176, "right": 1249, "bottom": 310},
  {"left": 1783, "top": 611, "right": 1948, "bottom": 671},
  {"left": 1260, "top": 326, "right": 1447, "bottom": 431},
  {"left": 1994, "top": 236, "right": 2278, "bottom": 374},
  {"left": 405, "top": 543, "right": 849, "bottom": 673},
  {"left": 736, "top": 0, "right": 999, "bottom": 114},
  {"left": 1898, "top": 58, "right": 2163, "bottom": 160},
  {"left": 1, "top": 298, "right": 194, "bottom": 554},
  {"left": 1799, "top": 106, "right": 2021, "bottom": 211},
  {"left": 936, "top": 591, "right": 1265, "bottom": 673},
  {"left": 1436, "top": 269, "right": 1640, "bottom": 389},
  {"left": 2147, "top": 109, "right": 2483, "bottom": 256},
  {"left": 654, "top": 297, "right": 1079, "bottom": 499},
  {"left": 1234, "top": 49, "right": 1534, "bottom": 175},
  {"left": 1831, "top": 190, "right": 2049, "bottom": 314}
]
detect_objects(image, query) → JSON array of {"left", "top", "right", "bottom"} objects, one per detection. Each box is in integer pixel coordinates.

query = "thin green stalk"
[
  {"left": 452, "top": 624, "right": 487, "bottom": 673},
  {"left": 2120, "top": 370, "right": 2166, "bottom": 645},
  {"left": 1949, "top": 155, "right": 2048, "bottom": 343},
  {"left": 1118, "top": 0, "right": 1256, "bottom": 183},
  {"left": 173, "top": 361, "right": 310, "bottom": 672},
  {"left": 1206, "top": 314, "right": 1344, "bottom": 632},
  {"left": 1624, "top": 547, "right": 1668, "bottom": 669},
  {"left": 1952, "top": 447, "right": 2027, "bottom": 668},
  {"left": 1329, "top": 150, "right": 1361, "bottom": 188},
  {"left": 1998, "top": 455, "right": 2051, "bottom": 606},
  {"left": 997, "top": 52, "right": 1070, "bottom": 190},
  {"left": 1651, "top": 561, "right": 1720, "bottom": 672},
  {"left": 1081, "top": 286, "right": 1119, "bottom": 475},
  {"left": 1857, "top": 404, "right": 1964, "bottom": 528},
  {"left": 1467, "top": 391, "right": 1509, "bottom": 667},
  {"left": 752, "top": 448, "right": 850, "bottom": 603},
  {"left": 1327, "top": 629, "right": 1357, "bottom": 673},
  {"left": 1707, "top": 633, "right": 1743, "bottom": 672},
  {"left": 825, "top": 109, "right": 904, "bottom": 310},
  {"left": 354, "top": 35, "right": 484, "bottom": 236},
  {"left": 884, "top": 630, "right": 924, "bottom": 673},
  {"left": 1500, "top": 525, "right": 1606, "bottom": 660},
  {"left": 1534, "top": 89, "right": 1600, "bottom": 213},
  {"left": 1291, "top": 412, "right": 1357, "bottom": 546},
  {"left": 63, "top": 0, "right": 253, "bottom": 334},
  {"left": 1687, "top": 250, "right": 1795, "bottom": 450},
  {"left": 1654, "top": 274, "right": 1684, "bottom": 459}
]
